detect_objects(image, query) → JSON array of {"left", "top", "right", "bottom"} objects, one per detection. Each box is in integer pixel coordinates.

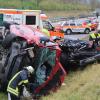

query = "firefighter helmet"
[{"left": 26, "top": 66, "right": 34, "bottom": 74}]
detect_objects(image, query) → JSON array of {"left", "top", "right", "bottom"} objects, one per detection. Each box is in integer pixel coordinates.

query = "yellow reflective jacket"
[
  {"left": 89, "top": 33, "right": 100, "bottom": 40},
  {"left": 7, "top": 70, "right": 29, "bottom": 96},
  {"left": 42, "top": 28, "right": 50, "bottom": 37}
]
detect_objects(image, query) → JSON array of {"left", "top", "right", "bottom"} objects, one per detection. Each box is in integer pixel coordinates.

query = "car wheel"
[
  {"left": 65, "top": 29, "right": 72, "bottom": 35},
  {"left": 84, "top": 29, "right": 90, "bottom": 34}
]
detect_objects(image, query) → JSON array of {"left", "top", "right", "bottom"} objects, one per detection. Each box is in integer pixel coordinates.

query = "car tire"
[
  {"left": 65, "top": 29, "right": 72, "bottom": 35},
  {"left": 84, "top": 29, "right": 90, "bottom": 34}
]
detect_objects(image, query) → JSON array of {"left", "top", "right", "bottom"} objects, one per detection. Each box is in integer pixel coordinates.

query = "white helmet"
[
  {"left": 50, "top": 36, "right": 61, "bottom": 41},
  {"left": 26, "top": 66, "right": 34, "bottom": 74}
]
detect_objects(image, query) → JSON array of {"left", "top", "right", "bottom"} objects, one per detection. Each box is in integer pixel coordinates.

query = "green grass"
[
  {"left": 1, "top": 64, "right": 100, "bottom": 100},
  {"left": 39, "top": 0, "right": 90, "bottom": 11},
  {"left": 0, "top": 0, "right": 91, "bottom": 11},
  {"left": 0, "top": 92, "right": 7, "bottom": 100},
  {"left": 42, "top": 63, "right": 100, "bottom": 100}
]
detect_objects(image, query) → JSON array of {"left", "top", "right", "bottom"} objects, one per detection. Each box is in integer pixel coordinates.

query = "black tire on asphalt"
[
  {"left": 84, "top": 29, "right": 90, "bottom": 34},
  {"left": 65, "top": 29, "right": 72, "bottom": 35}
]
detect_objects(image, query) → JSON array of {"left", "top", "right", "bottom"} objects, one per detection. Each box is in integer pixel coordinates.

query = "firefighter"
[
  {"left": 50, "top": 36, "right": 64, "bottom": 45},
  {"left": 37, "top": 26, "right": 50, "bottom": 37},
  {"left": 7, "top": 66, "right": 34, "bottom": 100},
  {"left": 96, "top": 12, "right": 99, "bottom": 18},
  {"left": 89, "top": 30, "right": 100, "bottom": 47},
  {"left": 41, "top": 28, "right": 50, "bottom": 37}
]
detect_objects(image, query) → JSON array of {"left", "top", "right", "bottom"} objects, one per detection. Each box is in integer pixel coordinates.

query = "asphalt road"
[{"left": 64, "top": 34, "right": 89, "bottom": 40}]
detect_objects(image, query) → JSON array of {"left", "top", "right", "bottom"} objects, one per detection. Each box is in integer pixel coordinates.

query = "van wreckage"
[
  {"left": 60, "top": 39, "right": 100, "bottom": 71},
  {"left": 0, "top": 24, "right": 66, "bottom": 98}
]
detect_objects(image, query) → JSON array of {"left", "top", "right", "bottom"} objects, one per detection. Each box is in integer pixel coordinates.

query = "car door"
[
  {"left": 76, "top": 23, "right": 86, "bottom": 33},
  {"left": 43, "top": 20, "right": 64, "bottom": 38},
  {"left": 69, "top": 22, "right": 77, "bottom": 32}
]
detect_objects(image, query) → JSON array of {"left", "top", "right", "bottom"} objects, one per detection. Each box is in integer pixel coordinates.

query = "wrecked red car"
[{"left": 0, "top": 23, "right": 66, "bottom": 98}]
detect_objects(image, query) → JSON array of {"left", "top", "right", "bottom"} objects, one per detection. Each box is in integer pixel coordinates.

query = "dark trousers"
[{"left": 8, "top": 93, "right": 20, "bottom": 100}]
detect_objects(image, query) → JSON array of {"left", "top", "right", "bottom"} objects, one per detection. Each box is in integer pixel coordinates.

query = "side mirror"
[
  {"left": 51, "top": 27, "right": 55, "bottom": 31},
  {"left": 48, "top": 26, "right": 55, "bottom": 31}
]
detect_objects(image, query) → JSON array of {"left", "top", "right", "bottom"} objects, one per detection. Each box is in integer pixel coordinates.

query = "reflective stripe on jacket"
[
  {"left": 7, "top": 70, "right": 29, "bottom": 96},
  {"left": 89, "top": 33, "right": 100, "bottom": 40},
  {"left": 90, "top": 33, "right": 95, "bottom": 39}
]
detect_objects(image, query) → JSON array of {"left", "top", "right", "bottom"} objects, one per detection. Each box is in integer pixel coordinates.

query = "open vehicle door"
[{"left": 42, "top": 20, "right": 64, "bottom": 38}]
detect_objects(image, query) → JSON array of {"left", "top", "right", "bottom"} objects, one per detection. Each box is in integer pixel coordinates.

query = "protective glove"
[{"left": 23, "top": 86, "right": 31, "bottom": 97}]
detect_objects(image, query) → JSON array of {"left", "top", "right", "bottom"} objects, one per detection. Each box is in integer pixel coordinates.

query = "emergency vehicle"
[
  {"left": 40, "top": 13, "right": 64, "bottom": 38},
  {"left": 62, "top": 20, "right": 91, "bottom": 35},
  {"left": 0, "top": 9, "right": 42, "bottom": 26},
  {"left": 0, "top": 8, "right": 64, "bottom": 38}
]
